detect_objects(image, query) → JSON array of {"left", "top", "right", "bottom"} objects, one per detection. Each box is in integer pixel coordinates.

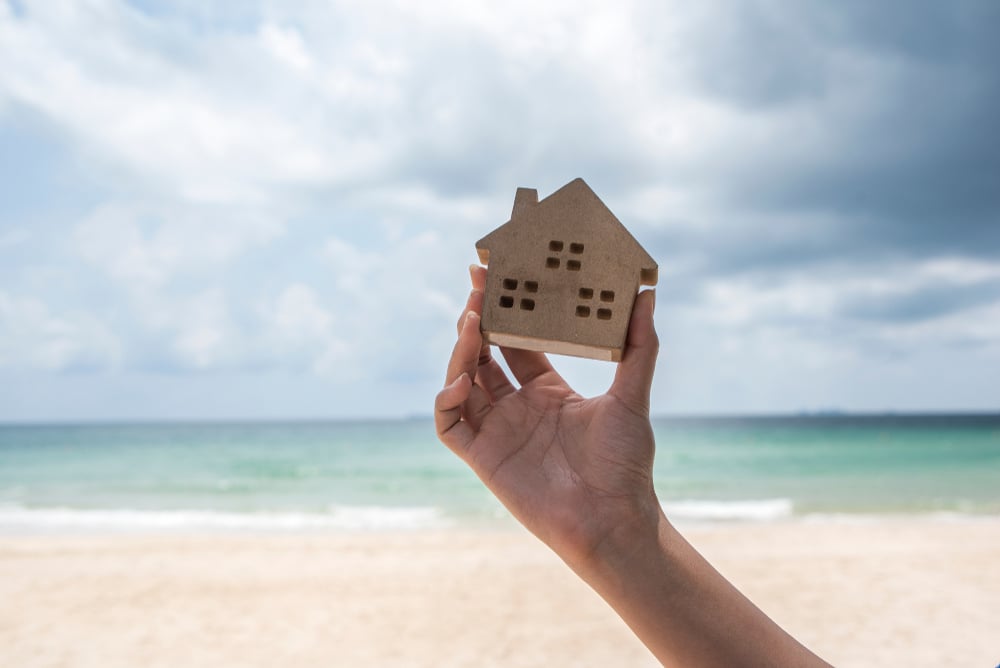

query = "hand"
[
  {"left": 435, "top": 265, "right": 661, "bottom": 568},
  {"left": 436, "top": 267, "right": 831, "bottom": 667}
]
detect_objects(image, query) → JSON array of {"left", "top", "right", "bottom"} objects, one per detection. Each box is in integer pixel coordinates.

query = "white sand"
[{"left": 2, "top": 519, "right": 998, "bottom": 667}]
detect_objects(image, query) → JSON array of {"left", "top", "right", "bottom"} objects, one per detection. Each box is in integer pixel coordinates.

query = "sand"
[{"left": 2, "top": 519, "right": 998, "bottom": 667}]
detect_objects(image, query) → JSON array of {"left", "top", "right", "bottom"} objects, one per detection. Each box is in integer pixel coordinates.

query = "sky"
[{"left": 1, "top": 0, "right": 998, "bottom": 421}]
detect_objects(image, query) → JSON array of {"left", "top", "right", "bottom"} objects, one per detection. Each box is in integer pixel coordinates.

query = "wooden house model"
[{"left": 475, "top": 178, "right": 658, "bottom": 362}]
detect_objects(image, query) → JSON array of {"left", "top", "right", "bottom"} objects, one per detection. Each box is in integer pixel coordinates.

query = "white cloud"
[
  {"left": 259, "top": 283, "right": 353, "bottom": 377},
  {"left": 318, "top": 231, "right": 466, "bottom": 381},
  {"left": 259, "top": 23, "right": 312, "bottom": 71},
  {"left": 270, "top": 284, "right": 332, "bottom": 342},
  {"left": 75, "top": 201, "right": 283, "bottom": 289},
  {"left": 70, "top": 201, "right": 283, "bottom": 372},
  {"left": 695, "top": 257, "right": 1000, "bottom": 329},
  {"left": 0, "top": 3, "right": 350, "bottom": 202},
  {"left": 918, "top": 257, "right": 1000, "bottom": 284},
  {"left": 0, "top": 292, "right": 120, "bottom": 371},
  {"left": 0, "top": 0, "right": 765, "bottom": 207},
  {"left": 167, "top": 289, "right": 234, "bottom": 369}
]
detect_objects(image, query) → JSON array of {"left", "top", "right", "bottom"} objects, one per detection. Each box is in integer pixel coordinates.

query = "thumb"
[{"left": 609, "top": 289, "right": 658, "bottom": 414}]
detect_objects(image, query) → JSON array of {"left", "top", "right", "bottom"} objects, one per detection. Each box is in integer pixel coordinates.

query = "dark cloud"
[
  {"left": 667, "top": 3, "right": 829, "bottom": 109},
  {"left": 708, "top": 2, "right": 1000, "bottom": 260},
  {"left": 666, "top": 1, "right": 1000, "bottom": 107},
  {"left": 838, "top": 279, "right": 1000, "bottom": 324},
  {"left": 821, "top": 0, "right": 1000, "bottom": 65},
  {"left": 734, "top": 74, "right": 1000, "bottom": 251},
  {"left": 390, "top": 39, "right": 657, "bottom": 199},
  {"left": 605, "top": 1, "right": 1000, "bottom": 290}
]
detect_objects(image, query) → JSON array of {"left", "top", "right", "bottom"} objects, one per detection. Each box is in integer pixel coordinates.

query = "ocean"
[{"left": 1, "top": 415, "right": 998, "bottom": 532}]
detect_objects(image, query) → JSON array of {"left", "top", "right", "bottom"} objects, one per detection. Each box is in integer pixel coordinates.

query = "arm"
[{"left": 434, "top": 266, "right": 830, "bottom": 668}]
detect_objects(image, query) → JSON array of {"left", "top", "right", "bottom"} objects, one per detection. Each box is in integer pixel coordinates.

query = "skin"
[{"left": 435, "top": 265, "right": 831, "bottom": 668}]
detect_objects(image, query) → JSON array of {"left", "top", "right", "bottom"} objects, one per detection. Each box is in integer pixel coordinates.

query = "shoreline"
[
  {"left": 3, "top": 518, "right": 999, "bottom": 667},
  {"left": 3, "top": 503, "right": 1000, "bottom": 536}
]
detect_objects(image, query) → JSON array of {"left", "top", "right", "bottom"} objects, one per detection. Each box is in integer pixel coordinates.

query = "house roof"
[{"left": 476, "top": 178, "right": 657, "bottom": 285}]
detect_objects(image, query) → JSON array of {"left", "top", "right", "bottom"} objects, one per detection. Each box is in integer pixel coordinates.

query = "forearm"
[{"left": 568, "top": 508, "right": 831, "bottom": 668}]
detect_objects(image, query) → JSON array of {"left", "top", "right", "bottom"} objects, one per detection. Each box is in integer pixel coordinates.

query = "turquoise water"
[
  {"left": 0, "top": 415, "right": 998, "bottom": 530},
  {"left": 653, "top": 415, "right": 1000, "bottom": 516}
]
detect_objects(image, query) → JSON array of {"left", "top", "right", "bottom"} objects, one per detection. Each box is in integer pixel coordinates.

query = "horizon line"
[{"left": 1, "top": 410, "right": 999, "bottom": 428}]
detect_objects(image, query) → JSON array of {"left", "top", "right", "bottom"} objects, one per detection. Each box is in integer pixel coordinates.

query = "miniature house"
[{"left": 475, "top": 178, "right": 658, "bottom": 362}]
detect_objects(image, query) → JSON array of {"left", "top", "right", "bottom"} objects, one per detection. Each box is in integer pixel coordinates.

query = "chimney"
[{"left": 511, "top": 187, "right": 538, "bottom": 219}]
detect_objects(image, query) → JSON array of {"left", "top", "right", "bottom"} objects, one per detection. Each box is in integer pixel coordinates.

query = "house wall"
[{"left": 481, "top": 225, "right": 637, "bottom": 355}]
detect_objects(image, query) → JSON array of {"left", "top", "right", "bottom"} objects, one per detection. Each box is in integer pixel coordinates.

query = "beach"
[
  {"left": 3, "top": 519, "right": 998, "bottom": 668},
  {"left": 2, "top": 417, "right": 998, "bottom": 665}
]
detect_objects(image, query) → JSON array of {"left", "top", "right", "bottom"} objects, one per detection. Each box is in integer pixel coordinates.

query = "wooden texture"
[{"left": 476, "top": 178, "right": 657, "bottom": 362}]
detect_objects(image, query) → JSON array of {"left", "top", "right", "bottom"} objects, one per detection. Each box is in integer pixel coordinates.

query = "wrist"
[
  {"left": 565, "top": 492, "right": 675, "bottom": 583},
  {"left": 566, "top": 503, "right": 832, "bottom": 668}
]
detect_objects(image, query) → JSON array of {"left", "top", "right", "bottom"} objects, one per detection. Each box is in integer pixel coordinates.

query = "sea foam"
[
  {"left": 0, "top": 505, "right": 450, "bottom": 533},
  {"left": 663, "top": 498, "right": 794, "bottom": 522}
]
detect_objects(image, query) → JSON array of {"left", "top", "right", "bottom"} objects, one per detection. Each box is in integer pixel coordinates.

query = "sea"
[{"left": 1, "top": 415, "right": 998, "bottom": 533}]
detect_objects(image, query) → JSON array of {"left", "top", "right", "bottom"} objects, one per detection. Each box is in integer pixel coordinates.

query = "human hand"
[
  {"left": 436, "top": 267, "right": 833, "bottom": 668},
  {"left": 435, "top": 265, "right": 661, "bottom": 568}
]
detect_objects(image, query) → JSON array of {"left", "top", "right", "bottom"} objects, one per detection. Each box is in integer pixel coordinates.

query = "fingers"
[
  {"left": 463, "top": 265, "right": 516, "bottom": 400},
  {"left": 457, "top": 287, "right": 484, "bottom": 335},
  {"left": 500, "top": 347, "right": 559, "bottom": 387},
  {"left": 446, "top": 311, "right": 484, "bottom": 386},
  {"left": 476, "top": 358, "right": 516, "bottom": 402},
  {"left": 469, "top": 264, "right": 487, "bottom": 291},
  {"left": 462, "top": 384, "right": 494, "bottom": 431},
  {"left": 609, "top": 289, "right": 658, "bottom": 415},
  {"left": 434, "top": 373, "right": 475, "bottom": 454},
  {"left": 436, "top": 265, "right": 509, "bottom": 456},
  {"left": 444, "top": 308, "right": 501, "bottom": 432}
]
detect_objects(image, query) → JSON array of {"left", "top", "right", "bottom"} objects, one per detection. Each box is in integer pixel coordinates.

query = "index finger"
[{"left": 470, "top": 264, "right": 486, "bottom": 291}]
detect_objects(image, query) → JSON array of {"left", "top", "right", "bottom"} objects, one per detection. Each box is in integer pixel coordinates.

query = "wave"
[
  {"left": 663, "top": 498, "right": 794, "bottom": 521},
  {"left": 0, "top": 505, "right": 450, "bottom": 532}
]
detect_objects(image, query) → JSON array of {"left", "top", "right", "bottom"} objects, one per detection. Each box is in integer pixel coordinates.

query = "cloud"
[
  {"left": 318, "top": 231, "right": 467, "bottom": 384},
  {"left": 258, "top": 283, "right": 352, "bottom": 377},
  {"left": 75, "top": 201, "right": 283, "bottom": 289},
  {"left": 259, "top": 24, "right": 311, "bottom": 72},
  {"left": 0, "top": 291, "right": 121, "bottom": 371},
  {"left": 694, "top": 1, "right": 1000, "bottom": 258},
  {"left": 839, "top": 279, "right": 1000, "bottom": 326},
  {"left": 166, "top": 289, "right": 233, "bottom": 369},
  {"left": 1, "top": 0, "right": 998, "bottom": 417},
  {"left": 0, "top": 3, "right": 354, "bottom": 203},
  {"left": 3, "top": 0, "right": 997, "bottom": 217}
]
